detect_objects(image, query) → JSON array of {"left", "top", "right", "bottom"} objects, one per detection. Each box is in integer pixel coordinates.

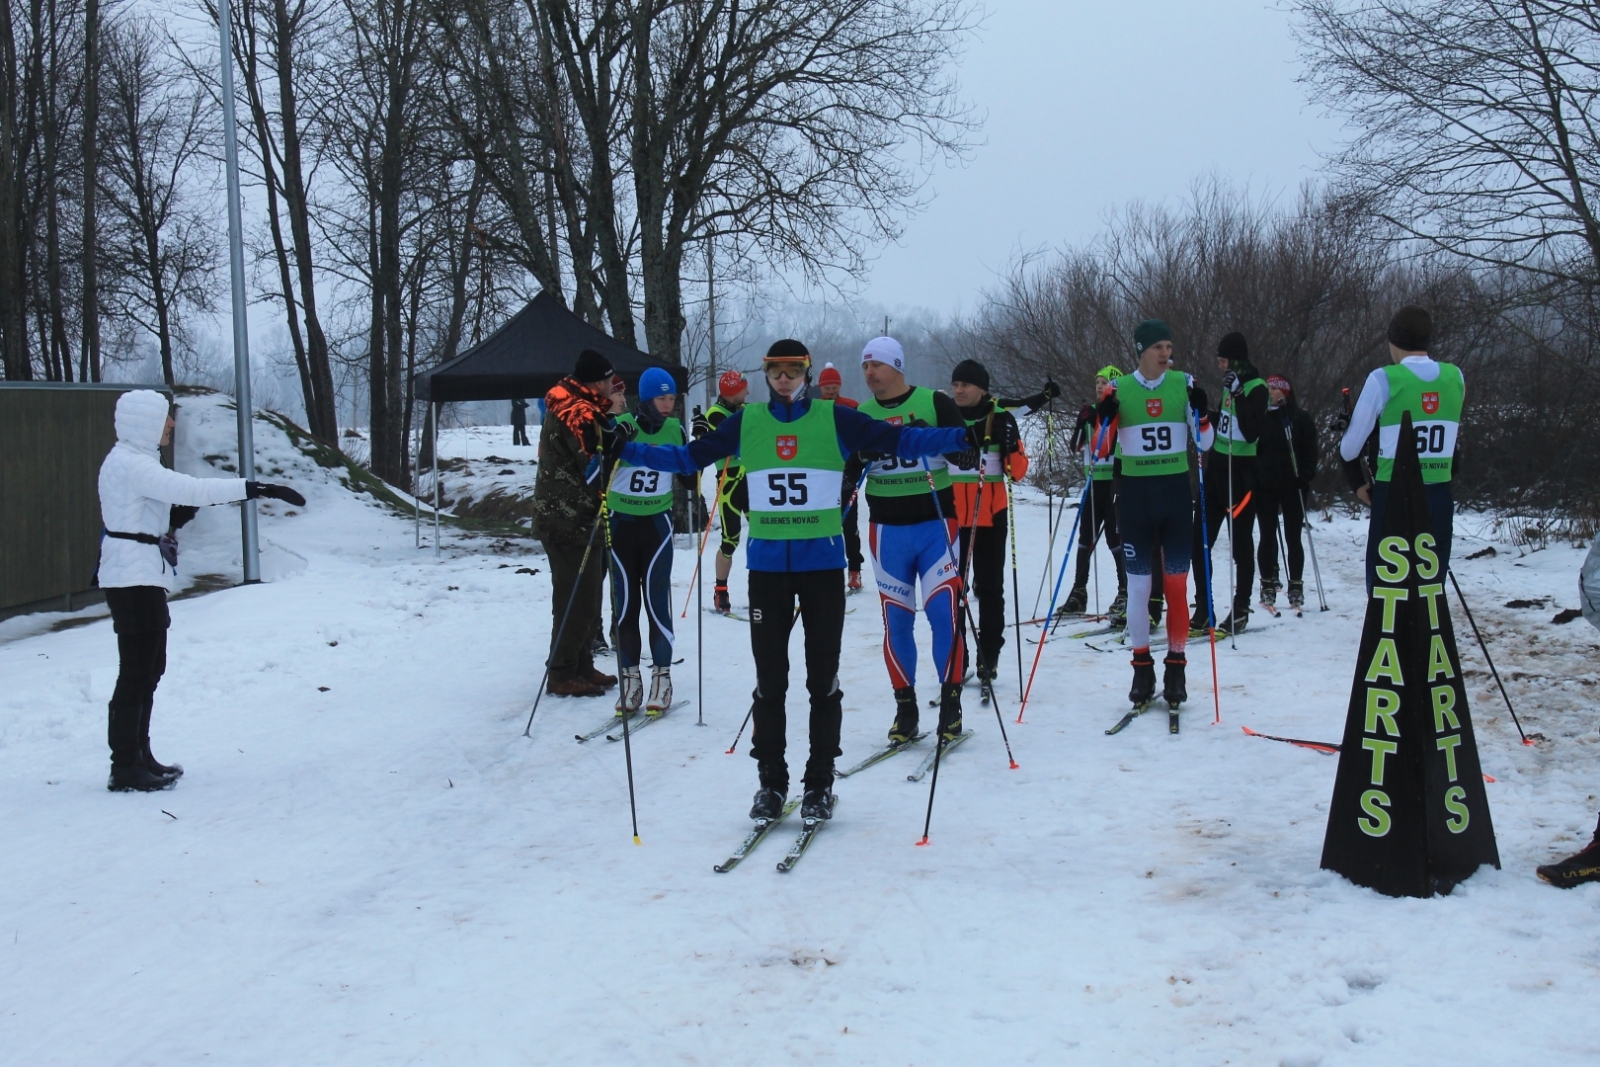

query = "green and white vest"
[
  {"left": 1377, "top": 362, "right": 1463, "bottom": 484},
  {"left": 739, "top": 401, "right": 844, "bottom": 539},
  {"left": 606, "top": 413, "right": 684, "bottom": 515},
  {"left": 1113, "top": 372, "right": 1194, "bottom": 477},
  {"left": 1214, "top": 376, "right": 1265, "bottom": 457},
  {"left": 857, "top": 387, "right": 951, "bottom": 497}
]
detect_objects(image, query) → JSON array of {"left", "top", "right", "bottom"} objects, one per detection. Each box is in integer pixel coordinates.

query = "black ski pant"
[
  {"left": 607, "top": 512, "right": 675, "bottom": 669},
  {"left": 104, "top": 586, "right": 169, "bottom": 768},
  {"left": 747, "top": 568, "right": 845, "bottom": 794},
  {"left": 1366, "top": 481, "right": 1454, "bottom": 594},
  {"left": 957, "top": 515, "right": 1008, "bottom": 674},
  {"left": 1073, "top": 478, "right": 1126, "bottom": 593},
  {"left": 512, "top": 422, "right": 530, "bottom": 446},
  {"left": 1192, "top": 455, "right": 1256, "bottom": 617},
  {"left": 542, "top": 531, "right": 605, "bottom": 683},
  {"left": 1255, "top": 484, "right": 1305, "bottom": 588}
]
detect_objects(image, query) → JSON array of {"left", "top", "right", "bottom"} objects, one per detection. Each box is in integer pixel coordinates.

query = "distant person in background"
[
  {"left": 1536, "top": 539, "right": 1600, "bottom": 888},
  {"left": 1065, "top": 366, "right": 1127, "bottom": 623},
  {"left": 1254, "top": 374, "right": 1318, "bottom": 612},
  {"left": 532, "top": 349, "right": 621, "bottom": 698},
  {"left": 818, "top": 362, "right": 865, "bottom": 590},
  {"left": 511, "top": 398, "right": 530, "bottom": 446},
  {"left": 693, "top": 370, "right": 750, "bottom": 613},
  {"left": 96, "top": 389, "right": 305, "bottom": 791},
  {"left": 594, "top": 374, "right": 630, "bottom": 657}
]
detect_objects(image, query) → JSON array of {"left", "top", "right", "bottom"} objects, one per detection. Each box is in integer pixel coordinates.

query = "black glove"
[
  {"left": 246, "top": 481, "right": 307, "bottom": 507},
  {"left": 856, "top": 450, "right": 890, "bottom": 464},
  {"left": 600, "top": 417, "right": 637, "bottom": 460},
  {"left": 1076, "top": 403, "right": 1094, "bottom": 426},
  {"left": 907, "top": 417, "right": 931, "bottom": 429},
  {"left": 1095, "top": 393, "right": 1119, "bottom": 420},
  {"left": 998, "top": 416, "right": 1021, "bottom": 456},
  {"left": 1332, "top": 412, "right": 1351, "bottom": 434},
  {"left": 1222, "top": 370, "right": 1242, "bottom": 397},
  {"left": 169, "top": 505, "right": 199, "bottom": 530},
  {"left": 1042, "top": 378, "right": 1062, "bottom": 401},
  {"left": 1187, "top": 386, "right": 1208, "bottom": 417},
  {"left": 947, "top": 446, "right": 980, "bottom": 471}
]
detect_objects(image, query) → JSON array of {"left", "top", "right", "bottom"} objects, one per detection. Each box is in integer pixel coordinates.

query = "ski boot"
[
  {"left": 937, "top": 682, "right": 963, "bottom": 741},
  {"left": 749, "top": 787, "right": 786, "bottom": 822},
  {"left": 1190, "top": 604, "right": 1210, "bottom": 633},
  {"left": 976, "top": 662, "right": 996, "bottom": 703},
  {"left": 1108, "top": 589, "right": 1128, "bottom": 627},
  {"left": 1288, "top": 580, "right": 1305, "bottom": 612},
  {"left": 1129, "top": 649, "right": 1157, "bottom": 706},
  {"left": 616, "top": 666, "right": 643, "bottom": 714},
  {"left": 1259, "top": 578, "right": 1280, "bottom": 611},
  {"left": 1216, "top": 607, "right": 1250, "bottom": 636},
  {"left": 647, "top": 666, "right": 673, "bottom": 712},
  {"left": 713, "top": 581, "right": 731, "bottom": 614},
  {"left": 1163, "top": 653, "right": 1188, "bottom": 707},
  {"left": 1537, "top": 834, "right": 1600, "bottom": 888},
  {"left": 800, "top": 788, "right": 836, "bottom": 821},
  {"left": 1149, "top": 596, "right": 1163, "bottom": 628},
  {"left": 1062, "top": 585, "right": 1088, "bottom": 614},
  {"left": 888, "top": 686, "right": 919, "bottom": 744},
  {"left": 848, "top": 570, "right": 863, "bottom": 592}
]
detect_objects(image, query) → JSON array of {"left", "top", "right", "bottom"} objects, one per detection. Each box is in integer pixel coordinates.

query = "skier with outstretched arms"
[
  {"left": 1098, "top": 320, "right": 1214, "bottom": 712},
  {"left": 616, "top": 340, "right": 976, "bottom": 828}
]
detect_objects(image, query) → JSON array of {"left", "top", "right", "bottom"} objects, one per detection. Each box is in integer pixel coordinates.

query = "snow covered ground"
[{"left": 3, "top": 395, "right": 1598, "bottom": 1065}]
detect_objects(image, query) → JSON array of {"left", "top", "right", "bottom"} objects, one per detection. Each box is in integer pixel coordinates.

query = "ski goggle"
[{"left": 765, "top": 360, "right": 809, "bottom": 379}]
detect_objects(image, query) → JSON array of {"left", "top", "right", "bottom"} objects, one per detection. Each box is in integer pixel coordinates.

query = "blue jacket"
[{"left": 622, "top": 394, "right": 967, "bottom": 571}]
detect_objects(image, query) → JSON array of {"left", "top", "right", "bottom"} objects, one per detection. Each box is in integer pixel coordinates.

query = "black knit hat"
[
  {"left": 1217, "top": 332, "right": 1248, "bottom": 365},
  {"left": 1133, "top": 319, "right": 1172, "bottom": 354},
  {"left": 951, "top": 359, "right": 990, "bottom": 392},
  {"left": 765, "top": 338, "right": 811, "bottom": 363},
  {"left": 573, "top": 348, "right": 614, "bottom": 383},
  {"left": 1387, "top": 306, "right": 1432, "bottom": 352}
]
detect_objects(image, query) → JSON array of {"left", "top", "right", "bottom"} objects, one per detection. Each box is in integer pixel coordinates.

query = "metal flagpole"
[{"left": 217, "top": 0, "right": 259, "bottom": 583}]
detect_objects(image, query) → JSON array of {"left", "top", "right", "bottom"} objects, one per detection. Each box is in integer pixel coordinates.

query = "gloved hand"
[
  {"left": 1076, "top": 403, "right": 1095, "bottom": 426},
  {"left": 1041, "top": 378, "right": 1062, "bottom": 401},
  {"left": 1222, "top": 370, "right": 1242, "bottom": 397},
  {"left": 1095, "top": 392, "right": 1119, "bottom": 420},
  {"left": 600, "top": 417, "right": 637, "bottom": 460},
  {"left": 1332, "top": 412, "right": 1351, "bottom": 434},
  {"left": 246, "top": 482, "right": 307, "bottom": 507},
  {"left": 1187, "top": 386, "right": 1209, "bottom": 416},
  {"left": 998, "top": 416, "right": 1021, "bottom": 456},
  {"left": 169, "top": 505, "right": 199, "bottom": 530}
]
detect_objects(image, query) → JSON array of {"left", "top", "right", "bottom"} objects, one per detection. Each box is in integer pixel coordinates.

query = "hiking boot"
[
  {"left": 548, "top": 676, "right": 605, "bottom": 698},
  {"left": 800, "top": 788, "right": 836, "bottom": 821},
  {"left": 749, "top": 787, "right": 786, "bottom": 822},
  {"left": 616, "top": 667, "right": 643, "bottom": 713},
  {"left": 1287, "top": 580, "right": 1305, "bottom": 609},
  {"left": 1129, "top": 649, "right": 1157, "bottom": 706},
  {"left": 888, "top": 686, "right": 919, "bottom": 743},
  {"left": 713, "top": 581, "right": 731, "bottom": 613},
  {"left": 587, "top": 667, "right": 617, "bottom": 688},
  {"left": 937, "top": 682, "right": 963, "bottom": 741},
  {"left": 1163, "top": 653, "right": 1188, "bottom": 707},
  {"left": 647, "top": 666, "right": 673, "bottom": 711},
  {"left": 1108, "top": 590, "right": 1128, "bottom": 625},
  {"left": 1062, "top": 585, "right": 1088, "bottom": 614},
  {"left": 1537, "top": 837, "right": 1600, "bottom": 888},
  {"left": 108, "top": 764, "right": 177, "bottom": 793}
]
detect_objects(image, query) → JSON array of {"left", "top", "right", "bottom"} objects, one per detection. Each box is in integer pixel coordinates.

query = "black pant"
[
  {"left": 843, "top": 496, "right": 864, "bottom": 571},
  {"left": 957, "top": 515, "right": 1008, "bottom": 673},
  {"left": 1366, "top": 481, "right": 1454, "bottom": 594},
  {"left": 104, "top": 586, "right": 170, "bottom": 768},
  {"left": 542, "top": 533, "right": 606, "bottom": 682},
  {"left": 1192, "top": 455, "right": 1256, "bottom": 616},
  {"left": 607, "top": 512, "right": 675, "bottom": 669},
  {"left": 1073, "top": 478, "right": 1125, "bottom": 591},
  {"left": 1255, "top": 484, "right": 1305, "bottom": 587},
  {"left": 512, "top": 422, "right": 530, "bottom": 446},
  {"left": 747, "top": 568, "right": 846, "bottom": 793}
]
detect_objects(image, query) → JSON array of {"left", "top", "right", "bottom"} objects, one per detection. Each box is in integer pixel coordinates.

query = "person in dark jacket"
[
  {"left": 532, "top": 349, "right": 621, "bottom": 698},
  {"left": 1254, "top": 374, "right": 1319, "bottom": 612},
  {"left": 618, "top": 338, "right": 976, "bottom": 824},
  {"left": 511, "top": 398, "right": 530, "bottom": 446}
]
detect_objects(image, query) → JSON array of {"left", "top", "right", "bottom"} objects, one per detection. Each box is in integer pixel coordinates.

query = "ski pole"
[
  {"left": 1016, "top": 417, "right": 1108, "bottom": 721},
  {"left": 1192, "top": 403, "right": 1222, "bottom": 725},
  {"left": 1282, "top": 415, "right": 1328, "bottom": 611},
  {"left": 1447, "top": 568, "right": 1539, "bottom": 745},
  {"left": 1225, "top": 411, "right": 1237, "bottom": 651},
  {"left": 524, "top": 503, "right": 608, "bottom": 736},
  {"left": 603, "top": 495, "right": 643, "bottom": 843},
  {"left": 1006, "top": 472, "right": 1025, "bottom": 701},
  {"left": 724, "top": 706, "right": 753, "bottom": 754},
  {"left": 681, "top": 463, "right": 731, "bottom": 618},
  {"left": 696, "top": 485, "right": 706, "bottom": 726}
]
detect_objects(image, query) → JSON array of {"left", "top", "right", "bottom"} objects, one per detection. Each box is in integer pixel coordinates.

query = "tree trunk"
[
  {"left": 80, "top": 0, "right": 98, "bottom": 380},
  {"left": 0, "top": 0, "right": 33, "bottom": 379}
]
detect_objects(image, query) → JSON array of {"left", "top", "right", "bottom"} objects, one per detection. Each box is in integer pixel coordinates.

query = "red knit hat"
[
  {"left": 611, "top": 373, "right": 626, "bottom": 395},
  {"left": 717, "top": 370, "right": 748, "bottom": 398},
  {"left": 1266, "top": 374, "right": 1292, "bottom": 394},
  {"left": 818, "top": 362, "right": 842, "bottom": 387}
]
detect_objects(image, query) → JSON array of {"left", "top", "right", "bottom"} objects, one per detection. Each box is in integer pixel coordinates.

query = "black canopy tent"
[
  {"left": 410, "top": 291, "right": 685, "bottom": 553},
  {"left": 414, "top": 290, "right": 685, "bottom": 403}
]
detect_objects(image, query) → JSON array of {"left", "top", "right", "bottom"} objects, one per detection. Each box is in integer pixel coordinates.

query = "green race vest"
[
  {"left": 739, "top": 400, "right": 844, "bottom": 539},
  {"left": 950, "top": 410, "right": 1005, "bottom": 485},
  {"left": 857, "top": 387, "right": 951, "bottom": 497},
  {"left": 1113, "top": 372, "right": 1194, "bottom": 477},
  {"left": 1214, "top": 376, "right": 1265, "bottom": 457},
  {"left": 706, "top": 398, "right": 744, "bottom": 478},
  {"left": 607, "top": 413, "right": 684, "bottom": 515},
  {"left": 1376, "top": 362, "right": 1463, "bottom": 483},
  {"left": 1083, "top": 414, "right": 1116, "bottom": 482}
]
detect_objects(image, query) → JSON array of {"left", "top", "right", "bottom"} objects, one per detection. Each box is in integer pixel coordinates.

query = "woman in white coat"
[{"left": 97, "top": 389, "right": 305, "bottom": 792}]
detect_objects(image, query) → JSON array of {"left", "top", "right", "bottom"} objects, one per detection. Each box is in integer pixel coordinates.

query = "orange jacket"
[{"left": 953, "top": 443, "right": 1028, "bottom": 527}]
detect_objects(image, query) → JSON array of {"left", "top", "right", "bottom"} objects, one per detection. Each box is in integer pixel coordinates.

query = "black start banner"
[{"left": 1320, "top": 411, "right": 1499, "bottom": 897}]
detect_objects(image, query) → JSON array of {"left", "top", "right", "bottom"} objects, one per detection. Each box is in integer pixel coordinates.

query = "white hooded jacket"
[{"left": 96, "top": 390, "right": 249, "bottom": 591}]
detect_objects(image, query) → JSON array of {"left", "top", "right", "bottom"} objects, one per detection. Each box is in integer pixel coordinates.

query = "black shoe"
[
  {"left": 1537, "top": 838, "right": 1600, "bottom": 888},
  {"left": 1216, "top": 609, "right": 1249, "bottom": 636},
  {"left": 1129, "top": 650, "right": 1157, "bottom": 706},
  {"left": 143, "top": 747, "right": 183, "bottom": 781},
  {"left": 888, "top": 686, "right": 919, "bottom": 743},
  {"left": 1062, "top": 585, "right": 1088, "bottom": 614},
  {"left": 108, "top": 764, "right": 177, "bottom": 792},
  {"left": 937, "top": 682, "right": 963, "bottom": 741},
  {"left": 1190, "top": 605, "right": 1210, "bottom": 632},
  {"left": 713, "top": 582, "right": 731, "bottom": 614},
  {"left": 800, "top": 788, "right": 835, "bottom": 821},
  {"left": 1163, "top": 654, "right": 1188, "bottom": 707},
  {"left": 749, "top": 787, "right": 786, "bottom": 822}
]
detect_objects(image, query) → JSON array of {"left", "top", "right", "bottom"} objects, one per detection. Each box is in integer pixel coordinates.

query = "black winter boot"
[
  {"left": 138, "top": 699, "right": 182, "bottom": 780},
  {"left": 1129, "top": 650, "right": 1157, "bottom": 706},
  {"left": 1163, "top": 653, "right": 1188, "bottom": 707},
  {"left": 888, "top": 686, "right": 919, "bottom": 743},
  {"left": 109, "top": 764, "right": 176, "bottom": 792}
]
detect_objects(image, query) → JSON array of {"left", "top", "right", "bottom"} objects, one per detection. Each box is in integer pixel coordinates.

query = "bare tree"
[
  {"left": 80, "top": 0, "right": 98, "bottom": 380},
  {"left": 98, "top": 16, "right": 218, "bottom": 386},
  {"left": 1294, "top": 0, "right": 1600, "bottom": 291}
]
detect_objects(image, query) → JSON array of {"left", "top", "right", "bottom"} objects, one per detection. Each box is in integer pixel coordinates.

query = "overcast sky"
[{"left": 860, "top": 0, "right": 1345, "bottom": 314}]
